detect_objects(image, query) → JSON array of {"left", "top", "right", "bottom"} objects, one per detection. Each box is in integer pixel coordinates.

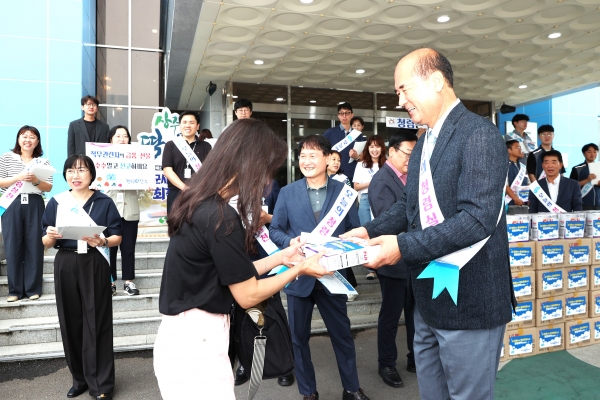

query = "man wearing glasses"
[
  {"left": 527, "top": 124, "right": 565, "bottom": 183},
  {"left": 323, "top": 103, "right": 366, "bottom": 183},
  {"left": 233, "top": 98, "right": 253, "bottom": 120},
  {"left": 67, "top": 96, "right": 110, "bottom": 157}
]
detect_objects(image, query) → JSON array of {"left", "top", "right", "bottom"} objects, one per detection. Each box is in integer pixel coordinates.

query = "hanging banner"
[
  {"left": 386, "top": 117, "right": 418, "bottom": 129},
  {"left": 86, "top": 143, "right": 155, "bottom": 190},
  {"left": 135, "top": 108, "right": 181, "bottom": 237}
]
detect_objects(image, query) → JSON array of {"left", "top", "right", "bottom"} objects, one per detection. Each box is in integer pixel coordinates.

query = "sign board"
[
  {"left": 86, "top": 143, "right": 154, "bottom": 190},
  {"left": 386, "top": 117, "right": 418, "bottom": 129}
]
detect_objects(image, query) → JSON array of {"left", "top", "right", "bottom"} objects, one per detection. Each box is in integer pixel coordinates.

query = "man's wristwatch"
[
  {"left": 33, "top": 179, "right": 41, "bottom": 186},
  {"left": 104, "top": 238, "right": 109, "bottom": 247}
]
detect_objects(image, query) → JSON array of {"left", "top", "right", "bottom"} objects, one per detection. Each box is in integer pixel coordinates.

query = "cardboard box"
[
  {"left": 592, "top": 239, "right": 600, "bottom": 264},
  {"left": 585, "top": 211, "right": 600, "bottom": 237},
  {"left": 499, "top": 340, "right": 507, "bottom": 363},
  {"left": 302, "top": 239, "right": 381, "bottom": 272},
  {"left": 559, "top": 213, "right": 586, "bottom": 239},
  {"left": 509, "top": 241, "right": 535, "bottom": 272},
  {"left": 565, "top": 319, "right": 593, "bottom": 349},
  {"left": 590, "top": 290, "right": 600, "bottom": 319},
  {"left": 592, "top": 265, "right": 600, "bottom": 290},
  {"left": 507, "top": 299, "right": 535, "bottom": 330},
  {"left": 567, "top": 238, "right": 592, "bottom": 266},
  {"left": 505, "top": 327, "right": 538, "bottom": 359},
  {"left": 507, "top": 215, "right": 530, "bottom": 243},
  {"left": 531, "top": 213, "right": 559, "bottom": 240},
  {"left": 535, "top": 268, "right": 565, "bottom": 298},
  {"left": 512, "top": 271, "right": 535, "bottom": 301},
  {"left": 565, "top": 266, "right": 590, "bottom": 293},
  {"left": 537, "top": 323, "right": 565, "bottom": 354},
  {"left": 535, "top": 239, "right": 567, "bottom": 270},
  {"left": 565, "top": 291, "right": 588, "bottom": 320},
  {"left": 593, "top": 317, "right": 600, "bottom": 343},
  {"left": 536, "top": 295, "right": 565, "bottom": 326}
]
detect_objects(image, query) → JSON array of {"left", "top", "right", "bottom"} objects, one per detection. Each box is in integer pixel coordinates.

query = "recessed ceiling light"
[
  {"left": 395, "top": 105, "right": 402, "bottom": 109},
  {"left": 518, "top": 84, "right": 528, "bottom": 89},
  {"left": 232, "top": 95, "right": 238, "bottom": 98},
  {"left": 437, "top": 15, "right": 450, "bottom": 23},
  {"left": 300, "top": 0, "right": 314, "bottom": 3},
  {"left": 356, "top": 69, "right": 365, "bottom": 74},
  {"left": 151, "top": 29, "right": 158, "bottom": 33},
  {"left": 380, "top": 106, "right": 387, "bottom": 109},
  {"left": 548, "top": 32, "right": 561, "bottom": 39},
  {"left": 276, "top": 97, "right": 284, "bottom": 101},
  {"left": 310, "top": 100, "right": 316, "bottom": 103},
  {"left": 282, "top": 119, "right": 288, "bottom": 122},
  {"left": 338, "top": 101, "right": 345, "bottom": 104},
  {"left": 254, "top": 60, "right": 264, "bottom": 65}
]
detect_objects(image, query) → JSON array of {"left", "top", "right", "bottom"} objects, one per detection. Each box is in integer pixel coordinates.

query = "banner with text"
[{"left": 86, "top": 143, "right": 154, "bottom": 190}]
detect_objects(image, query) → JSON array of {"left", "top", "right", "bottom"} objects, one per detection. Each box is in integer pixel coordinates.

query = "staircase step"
[{"left": 42, "top": 238, "right": 171, "bottom": 257}]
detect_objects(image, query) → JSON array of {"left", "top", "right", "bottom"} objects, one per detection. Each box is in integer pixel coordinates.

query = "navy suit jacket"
[
  {"left": 323, "top": 125, "right": 366, "bottom": 182},
  {"left": 364, "top": 101, "right": 515, "bottom": 330},
  {"left": 270, "top": 177, "right": 360, "bottom": 297},
  {"left": 528, "top": 177, "right": 583, "bottom": 213},
  {"left": 368, "top": 163, "right": 409, "bottom": 280}
]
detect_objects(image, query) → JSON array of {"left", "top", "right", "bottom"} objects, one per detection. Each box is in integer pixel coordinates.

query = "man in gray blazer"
[
  {"left": 343, "top": 48, "right": 515, "bottom": 400},
  {"left": 67, "top": 95, "right": 110, "bottom": 156},
  {"left": 368, "top": 131, "right": 418, "bottom": 388}
]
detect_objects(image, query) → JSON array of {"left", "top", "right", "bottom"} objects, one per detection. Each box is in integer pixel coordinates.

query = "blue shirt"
[{"left": 323, "top": 125, "right": 366, "bottom": 182}]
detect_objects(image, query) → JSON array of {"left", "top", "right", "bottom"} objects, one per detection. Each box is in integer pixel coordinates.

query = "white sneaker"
[
  {"left": 124, "top": 281, "right": 140, "bottom": 296},
  {"left": 347, "top": 294, "right": 358, "bottom": 302}
]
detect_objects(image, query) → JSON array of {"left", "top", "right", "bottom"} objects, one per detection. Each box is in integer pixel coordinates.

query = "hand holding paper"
[
  {"left": 56, "top": 226, "right": 106, "bottom": 241},
  {"left": 588, "top": 163, "right": 600, "bottom": 185},
  {"left": 339, "top": 227, "right": 370, "bottom": 241},
  {"left": 22, "top": 164, "right": 56, "bottom": 191}
]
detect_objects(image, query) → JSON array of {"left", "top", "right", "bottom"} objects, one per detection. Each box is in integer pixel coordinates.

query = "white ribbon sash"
[
  {"left": 332, "top": 129, "right": 362, "bottom": 152},
  {"left": 506, "top": 163, "right": 527, "bottom": 204},
  {"left": 54, "top": 191, "right": 111, "bottom": 263},
  {"left": 529, "top": 180, "right": 566, "bottom": 214},
  {"left": 173, "top": 136, "right": 202, "bottom": 172},
  {"left": 0, "top": 158, "right": 46, "bottom": 233},
  {"left": 331, "top": 174, "right": 348, "bottom": 183},
  {"left": 581, "top": 181, "right": 593, "bottom": 198},
  {"left": 228, "top": 195, "right": 280, "bottom": 257},
  {"left": 417, "top": 133, "right": 503, "bottom": 305}
]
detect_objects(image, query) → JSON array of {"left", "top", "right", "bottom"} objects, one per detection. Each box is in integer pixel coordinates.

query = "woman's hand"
[
  {"left": 281, "top": 238, "right": 306, "bottom": 266},
  {"left": 258, "top": 210, "right": 272, "bottom": 226},
  {"left": 46, "top": 226, "right": 63, "bottom": 240},
  {"left": 294, "top": 252, "right": 331, "bottom": 279},
  {"left": 82, "top": 234, "right": 105, "bottom": 248},
  {"left": 17, "top": 172, "right": 37, "bottom": 183}
]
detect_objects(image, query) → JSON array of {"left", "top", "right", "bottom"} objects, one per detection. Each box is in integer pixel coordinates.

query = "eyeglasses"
[
  {"left": 235, "top": 108, "right": 251, "bottom": 114},
  {"left": 66, "top": 168, "right": 90, "bottom": 175},
  {"left": 539, "top": 133, "right": 554, "bottom": 137},
  {"left": 20, "top": 136, "right": 38, "bottom": 141},
  {"left": 84, "top": 103, "right": 97, "bottom": 108},
  {"left": 338, "top": 112, "right": 353, "bottom": 116},
  {"left": 396, "top": 147, "right": 412, "bottom": 159}
]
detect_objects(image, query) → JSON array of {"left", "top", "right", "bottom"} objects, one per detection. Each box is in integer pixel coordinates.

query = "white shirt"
[
  {"left": 547, "top": 174, "right": 561, "bottom": 203},
  {"left": 353, "top": 162, "right": 379, "bottom": 195},
  {"left": 427, "top": 98, "right": 461, "bottom": 156}
]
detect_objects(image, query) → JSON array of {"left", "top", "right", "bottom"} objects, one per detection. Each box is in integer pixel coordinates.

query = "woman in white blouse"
[{"left": 0, "top": 126, "right": 53, "bottom": 301}]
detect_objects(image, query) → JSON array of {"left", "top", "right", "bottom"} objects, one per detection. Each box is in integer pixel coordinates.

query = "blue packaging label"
[
  {"left": 594, "top": 266, "right": 600, "bottom": 285},
  {"left": 565, "top": 295, "right": 587, "bottom": 316},
  {"left": 538, "top": 221, "right": 559, "bottom": 240},
  {"left": 569, "top": 246, "right": 589, "bottom": 265},
  {"left": 539, "top": 327, "right": 562, "bottom": 348},
  {"left": 568, "top": 268, "right": 588, "bottom": 288},
  {"left": 542, "top": 270, "right": 563, "bottom": 291},
  {"left": 512, "top": 301, "right": 533, "bottom": 322},
  {"left": 509, "top": 334, "right": 534, "bottom": 355},
  {"left": 570, "top": 322, "right": 591, "bottom": 343},
  {"left": 510, "top": 248, "right": 532, "bottom": 267},
  {"left": 594, "top": 294, "right": 600, "bottom": 314},
  {"left": 513, "top": 276, "right": 532, "bottom": 297},
  {"left": 593, "top": 220, "right": 600, "bottom": 237},
  {"left": 542, "top": 245, "right": 564, "bottom": 264},
  {"left": 541, "top": 299, "right": 563, "bottom": 320},
  {"left": 564, "top": 220, "right": 585, "bottom": 238},
  {"left": 595, "top": 321, "right": 600, "bottom": 340},
  {"left": 507, "top": 223, "right": 530, "bottom": 242},
  {"left": 517, "top": 188, "right": 529, "bottom": 202}
]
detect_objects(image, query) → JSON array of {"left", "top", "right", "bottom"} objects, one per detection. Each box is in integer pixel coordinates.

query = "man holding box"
[
  {"left": 368, "top": 132, "right": 418, "bottom": 387},
  {"left": 343, "top": 48, "right": 515, "bottom": 400},
  {"left": 270, "top": 135, "right": 368, "bottom": 400}
]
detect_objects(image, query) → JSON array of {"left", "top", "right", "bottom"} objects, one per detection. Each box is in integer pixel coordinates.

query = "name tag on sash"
[
  {"left": 21, "top": 194, "right": 28, "bottom": 204},
  {"left": 77, "top": 240, "right": 88, "bottom": 254}
]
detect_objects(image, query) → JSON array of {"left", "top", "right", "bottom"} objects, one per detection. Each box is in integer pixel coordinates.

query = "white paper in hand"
[
  {"left": 23, "top": 164, "right": 56, "bottom": 191},
  {"left": 588, "top": 163, "right": 600, "bottom": 185}
]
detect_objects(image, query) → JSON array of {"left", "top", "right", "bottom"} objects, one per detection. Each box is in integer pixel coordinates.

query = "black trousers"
[
  {"left": 110, "top": 218, "right": 138, "bottom": 281},
  {"left": 1, "top": 194, "right": 44, "bottom": 298},
  {"left": 54, "top": 250, "right": 115, "bottom": 396},
  {"left": 377, "top": 274, "right": 415, "bottom": 368},
  {"left": 166, "top": 187, "right": 180, "bottom": 214}
]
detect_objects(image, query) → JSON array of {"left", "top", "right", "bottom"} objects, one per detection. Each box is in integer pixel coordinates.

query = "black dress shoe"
[
  {"left": 302, "top": 392, "right": 319, "bottom": 400},
  {"left": 407, "top": 364, "right": 417, "bottom": 373},
  {"left": 234, "top": 364, "right": 248, "bottom": 386},
  {"left": 95, "top": 394, "right": 112, "bottom": 400},
  {"left": 277, "top": 373, "right": 294, "bottom": 386},
  {"left": 66, "top": 385, "right": 88, "bottom": 398},
  {"left": 342, "top": 388, "right": 370, "bottom": 400},
  {"left": 378, "top": 366, "right": 404, "bottom": 388}
]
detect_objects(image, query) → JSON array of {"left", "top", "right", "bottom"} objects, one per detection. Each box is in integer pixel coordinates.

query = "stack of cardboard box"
[{"left": 503, "top": 214, "right": 600, "bottom": 362}]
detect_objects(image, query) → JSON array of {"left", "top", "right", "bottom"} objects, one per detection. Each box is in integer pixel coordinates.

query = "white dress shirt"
[
  {"left": 547, "top": 174, "right": 561, "bottom": 203},
  {"left": 427, "top": 98, "right": 461, "bottom": 157}
]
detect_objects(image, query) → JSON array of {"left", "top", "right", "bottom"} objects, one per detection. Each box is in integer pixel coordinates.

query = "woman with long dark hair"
[
  {"left": 153, "top": 119, "right": 329, "bottom": 399},
  {"left": 0, "top": 126, "right": 54, "bottom": 302}
]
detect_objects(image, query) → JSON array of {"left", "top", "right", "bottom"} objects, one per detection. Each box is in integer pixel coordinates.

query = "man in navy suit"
[
  {"left": 270, "top": 135, "right": 369, "bottom": 400},
  {"left": 343, "top": 49, "right": 515, "bottom": 400},
  {"left": 368, "top": 131, "right": 417, "bottom": 388},
  {"left": 529, "top": 150, "right": 583, "bottom": 213}
]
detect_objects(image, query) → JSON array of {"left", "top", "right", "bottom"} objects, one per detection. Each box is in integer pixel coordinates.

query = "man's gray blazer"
[
  {"left": 365, "top": 101, "right": 516, "bottom": 331},
  {"left": 67, "top": 117, "right": 110, "bottom": 156}
]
